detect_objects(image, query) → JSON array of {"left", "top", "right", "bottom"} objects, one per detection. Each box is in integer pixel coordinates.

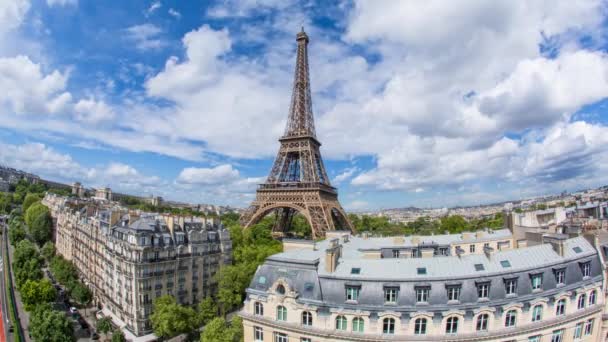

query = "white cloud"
[
  {"left": 74, "top": 98, "right": 115, "bottom": 123},
  {"left": 146, "top": 1, "right": 161, "bottom": 15},
  {"left": 176, "top": 164, "right": 241, "bottom": 186},
  {"left": 0, "top": 55, "right": 71, "bottom": 115},
  {"left": 46, "top": 0, "right": 77, "bottom": 7},
  {"left": 332, "top": 167, "right": 359, "bottom": 184},
  {"left": 168, "top": 8, "right": 181, "bottom": 19},
  {"left": 125, "top": 24, "right": 165, "bottom": 51},
  {"left": 0, "top": 0, "right": 30, "bottom": 34}
]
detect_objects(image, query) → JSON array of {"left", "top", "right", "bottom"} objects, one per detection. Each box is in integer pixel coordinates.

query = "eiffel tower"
[{"left": 240, "top": 29, "right": 353, "bottom": 239}]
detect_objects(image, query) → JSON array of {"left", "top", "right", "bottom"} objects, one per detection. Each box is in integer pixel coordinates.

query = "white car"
[{"left": 69, "top": 307, "right": 78, "bottom": 314}]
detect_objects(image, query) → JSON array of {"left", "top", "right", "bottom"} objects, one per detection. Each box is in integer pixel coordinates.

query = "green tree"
[
  {"left": 197, "top": 297, "right": 218, "bottom": 326},
  {"left": 25, "top": 202, "right": 53, "bottom": 245},
  {"left": 150, "top": 295, "right": 199, "bottom": 338},
  {"left": 71, "top": 283, "right": 92, "bottom": 307},
  {"left": 41, "top": 241, "right": 56, "bottom": 261},
  {"left": 200, "top": 317, "right": 242, "bottom": 342},
  {"left": 29, "top": 305, "right": 75, "bottom": 342},
  {"left": 0, "top": 192, "right": 11, "bottom": 214},
  {"left": 111, "top": 329, "right": 126, "bottom": 342},
  {"left": 439, "top": 215, "right": 469, "bottom": 234},
  {"left": 13, "top": 239, "right": 40, "bottom": 266},
  {"left": 97, "top": 317, "right": 113, "bottom": 340},
  {"left": 20, "top": 279, "right": 57, "bottom": 311},
  {"left": 22, "top": 193, "right": 41, "bottom": 212},
  {"left": 14, "top": 258, "right": 43, "bottom": 289},
  {"left": 50, "top": 256, "right": 79, "bottom": 285},
  {"left": 8, "top": 222, "right": 26, "bottom": 246}
]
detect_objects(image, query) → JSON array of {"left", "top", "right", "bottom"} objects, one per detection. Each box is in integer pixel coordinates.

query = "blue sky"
[{"left": 1, "top": 0, "right": 608, "bottom": 210}]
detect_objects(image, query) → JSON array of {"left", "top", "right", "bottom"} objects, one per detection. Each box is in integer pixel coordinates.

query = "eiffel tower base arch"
[{"left": 240, "top": 188, "right": 352, "bottom": 239}]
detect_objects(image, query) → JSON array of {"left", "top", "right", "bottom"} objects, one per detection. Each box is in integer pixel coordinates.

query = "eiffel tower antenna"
[{"left": 240, "top": 29, "right": 353, "bottom": 239}]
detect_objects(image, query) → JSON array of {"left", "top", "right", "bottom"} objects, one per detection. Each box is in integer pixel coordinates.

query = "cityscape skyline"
[{"left": 1, "top": 1, "right": 608, "bottom": 210}]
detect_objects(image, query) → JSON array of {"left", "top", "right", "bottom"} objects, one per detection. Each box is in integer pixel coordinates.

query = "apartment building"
[{"left": 43, "top": 193, "right": 232, "bottom": 336}]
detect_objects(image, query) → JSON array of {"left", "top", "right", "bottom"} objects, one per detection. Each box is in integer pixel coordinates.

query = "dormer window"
[{"left": 276, "top": 284, "right": 285, "bottom": 295}]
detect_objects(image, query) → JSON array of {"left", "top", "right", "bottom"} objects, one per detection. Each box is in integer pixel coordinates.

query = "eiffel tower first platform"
[{"left": 240, "top": 29, "right": 353, "bottom": 239}]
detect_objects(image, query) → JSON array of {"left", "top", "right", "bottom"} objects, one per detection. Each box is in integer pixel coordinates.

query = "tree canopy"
[
  {"left": 22, "top": 193, "right": 42, "bottom": 212},
  {"left": 29, "top": 305, "right": 75, "bottom": 342},
  {"left": 200, "top": 316, "right": 242, "bottom": 342},
  {"left": 20, "top": 279, "right": 57, "bottom": 311},
  {"left": 197, "top": 297, "right": 218, "bottom": 326},
  {"left": 25, "top": 202, "right": 53, "bottom": 245},
  {"left": 150, "top": 295, "right": 199, "bottom": 338}
]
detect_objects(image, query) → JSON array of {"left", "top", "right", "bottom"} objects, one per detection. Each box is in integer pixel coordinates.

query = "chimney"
[
  {"left": 483, "top": 245, "right": 494, "bottom": 258},
  {"left": 542, "top": 234, "right": 567, "bottom": 257},
  {"left": 325, "top": 239, "right": 341, "bottom": 273}
]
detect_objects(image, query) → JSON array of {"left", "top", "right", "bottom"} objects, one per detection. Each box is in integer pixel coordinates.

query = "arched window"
[
  {"left": 301, "top": 311, "right": 312, "bottom": 326},
  {"left": 589, "top": 290, "right": 597, "bottom": 305},
  {"left": 336, "top": 315, "right": 347, "bottom": 330},
  {"left": 383, "top": 318, "right": 395, "bottom": 334},
  {"left": 476, "top": 314, "right": 489, "bottom": 331},
  {"left": 578, "top": 294, "right": 586, "bottom": 309},
  {"left": 556, "top": 299, "right": 566, "bottom": 316},
  {"left": 352, "top": 317, "right": 364, "bottom": 333},
  {"left": 505, "top": 310, "right": 517, "bottom": 327},
  {"left": 414, "top": 318, "right": 427, "bottom": 335},
  {"left": 276, "top": 305, "right": 287, "bottom": 321},
  {"left": 532, "top": 305, "right": 542, "bottom": 322},
  {"left": 254, "top": 302, "right": 264, "bottom": 316},
  {"left": 276, "top": 284, "right": 286, "bottom": 295},
  {"left": 446, "top": 317, "right": 459, "bottom": 334}
]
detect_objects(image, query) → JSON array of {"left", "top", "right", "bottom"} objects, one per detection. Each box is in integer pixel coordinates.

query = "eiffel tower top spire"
[{"left": 283, "top": 28, "right": 316, "bottom": 139}]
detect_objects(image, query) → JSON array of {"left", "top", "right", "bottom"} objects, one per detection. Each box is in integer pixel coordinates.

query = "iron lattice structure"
[{"left": 240, "top": 29, "right": 353, "bottom": 238}]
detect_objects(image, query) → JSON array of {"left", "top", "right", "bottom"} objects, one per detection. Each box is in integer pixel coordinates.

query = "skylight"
[
  {"left": 573, "top": 246, "right": 583, "bottom": 253},
  {"left": 417, "top": 267, "right": 427, "bottom": 275},
  {"left": 475, "top": 264, "right": 485, "bottom": 271},
  {"left": 500, "top": 260, "right": 511, "bottom": 268},
  {"left": 351, "top": 268, "right": 361, "bottom": 274}
]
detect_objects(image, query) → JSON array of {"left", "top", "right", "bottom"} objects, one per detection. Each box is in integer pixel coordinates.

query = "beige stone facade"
[{"left": 44, "top": 193, "right": 232, "bottom": 337}]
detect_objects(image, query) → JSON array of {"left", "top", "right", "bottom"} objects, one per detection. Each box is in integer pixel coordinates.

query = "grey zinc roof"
[{"left": 268, "top": 235, "right": 595, "bottom": 281}]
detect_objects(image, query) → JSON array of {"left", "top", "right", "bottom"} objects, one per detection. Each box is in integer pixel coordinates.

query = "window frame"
[
  {"left": 584, "top": 319, "right": 594, "bottom": 335},
  {"left": 254, "top": 301, "right": 264, "bottom": 316},
  {"left": 589, "top": 290, "right": 596, "bottom": 305},
  {"left": 504, "top": 310, "right": 517, "bottom": 327},
  {"left": 554, "top": 268, "right": 565, "bottom": 285},
  {"left": 345, "top": 286, "right": 360, "bottom": 302},
  {"left": 447, "top": 286, "right": 460, "bottom": 302},
  {"left": 578, "top": 294, "right": 586, "bottom": 310},
  {"left": 335, "top": 315, "right": 348, "bottom": 331},
  {"left": 254, "top": 326, "right": 264, "bottom": 342},
  {"left": 505, "top": 278, "right": 517, "bottom": 295},
  {"left": 352, "top": 317, "right": 364, "bottom": 333},
  {"left": 415, "top": 287, "right": 430, "bottom": 303},
  {"left": 445, "top": 316, "right": 459, "bottom": 334},
  {"left": 301, "top": 311, "right": 313, "bottom": 326},
  {"left": 477, "top": 283, "right": 490, "bottom": 299},
  {"left": 276, "top": 305, "right": 287, "bottom": 321},
  {"left": 414, "top": 317, "right": 427, "bottom": 335},
  {"left": 530, "top": 274, "right": 543, "bottom": 290},
  {"left": 476, "top": 314, "right": 489, "bottom": 331},
  {"left": 531, "top": 304, "right": 543, "bottom": 322},
  {"left": 382, "top": 317, "right": 396, "bottom": 334},
  {"left": 384, "top": 287, "right": 399, "bottom": 304},
  {"left": 555, "top": 299, "right": 566, "bottom": 316}
]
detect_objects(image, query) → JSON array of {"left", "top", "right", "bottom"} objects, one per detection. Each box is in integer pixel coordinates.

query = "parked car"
[
  {"left": 69, "top": 307, "right": 78, "bottom": 314},
  {"left": 95, "top": 310, "right": 104, "bottom": 320}
]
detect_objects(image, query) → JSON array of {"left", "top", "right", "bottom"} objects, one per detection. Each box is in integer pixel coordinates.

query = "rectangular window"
[
  {"left": 584, "top": 319, "right": 594, "bottom": 336},
  {"left": 555, "top": 269, "right": 565, "bottom": 285},
  {"left": 392, "top": 250, "right": 400, "bottom": 258},
  {"left": 447, "top": 286, "right": 460, "bottom": 301},
  {"left": 346, "top": 286, "right": 360, "bottom": 301},
  {"left": 551, "top": 329, "right": 564, "bottom": 342},
  {"left": 274, "top": 332, "right": 288, "bottom": 342},
  {"left": 528, "top": 337, "right": 541, "bottom": 342},
  {"left": 505, "top": 279, "right": 517, "bottom": 295},
  {"left": 477, "top": 283, "right": 490, "bottom": 299},
  {"left": 581, "top": 262, "right": 591, "bottom": 277},
  {"left": 574, "top": 322, "right": 583, "bottom": 339},
  {"left": 384, "top": 287, "right": 398, "bottom": 303},
  {"left": 254, "top": 327, "right": 263, "bottom": 342},
  {"left": 300, "top": 338, "right": 311, "bottom": 342},
  {"left": 416, "top": 287, "right": 429, "bottom": 303},
  {"left": 531, "top": 274, "right": 543, "bottom": 290},
  {"left": 470, "top": 244, "right": 475, "bottom": 253}
]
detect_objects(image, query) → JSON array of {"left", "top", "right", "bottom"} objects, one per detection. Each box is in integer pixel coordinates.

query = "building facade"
[
  {"left": 240, "top": 230, "right": 605, "bottom": 342},
  {"left": 43, "top": 193, "right": 232, "bottom": 337}
]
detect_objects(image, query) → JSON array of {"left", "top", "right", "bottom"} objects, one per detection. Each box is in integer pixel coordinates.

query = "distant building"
[
  {"left": 43, "top": 193, "right": 233, "bottom": 337},
  {"left": 0, "top": 179, "right": 9, "bottom": 192}
]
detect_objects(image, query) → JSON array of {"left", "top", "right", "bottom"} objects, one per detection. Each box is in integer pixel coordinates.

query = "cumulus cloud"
[
  {"left": 168, "top": 8, "right": 181, "bottom": 19},
  {"left": 46, "top": 0, "right": 77, "bottom": 7},
  {"left": 176, "top": 164, "right": 241, "bottom": 186}
]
